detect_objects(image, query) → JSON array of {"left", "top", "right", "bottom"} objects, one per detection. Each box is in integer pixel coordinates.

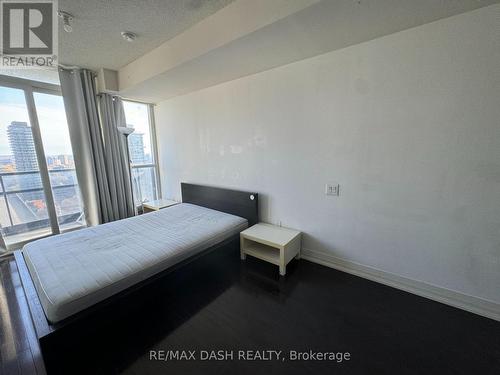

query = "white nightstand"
[
  {"left": 143, "top": 199, "right": 179, "bottom": 213},
  {"left": 240, "top": 223, "right": 301, "bottom": 276}
]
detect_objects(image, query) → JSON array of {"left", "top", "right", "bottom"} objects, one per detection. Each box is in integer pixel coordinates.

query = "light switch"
[{"left": 325, "top": 183, "right": 340, "bottom": 196}]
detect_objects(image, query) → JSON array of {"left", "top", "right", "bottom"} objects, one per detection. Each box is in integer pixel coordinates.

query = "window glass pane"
[
  {"left": 123, "top": 100, "right": 159, "bottom": 206},
  {"left": 123, "top": 101, "right": 153, "bottom": 165},
  {"left": 131, "top": 166, "right": 157, "bottom": 205},
  {"left": 34, "top": 92, "right": 86, "bottom": 230},
  {"left": 1, "top": 172, "right": 43, "bottom": 192},
  {"left": 7, "top": 190, "right": 48, "bottom": 226},
  {"left": 0, "top": 86, "right": 52, "bottom": 244}
]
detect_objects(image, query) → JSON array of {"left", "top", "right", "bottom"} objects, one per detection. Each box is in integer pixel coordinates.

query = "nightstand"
[
  {"left": 143, "top": 199, "right": 179, "bottom": 213},
  {"left": 240, "top": 223, "right": 301, "bottom": 276}
]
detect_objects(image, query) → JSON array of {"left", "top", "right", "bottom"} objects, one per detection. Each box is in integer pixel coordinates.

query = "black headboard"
[{"left": 181, "top": 183, "right": 259, "bottom": 226}]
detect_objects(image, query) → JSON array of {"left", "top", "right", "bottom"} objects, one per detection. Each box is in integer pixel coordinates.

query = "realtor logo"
[{"left": 1, "top": 0, "right": 58, "bottom": 68}]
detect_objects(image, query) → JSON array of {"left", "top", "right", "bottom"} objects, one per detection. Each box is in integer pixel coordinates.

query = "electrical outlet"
[{"left": 325, "top": 183, "right": 340, "bottom": 196}]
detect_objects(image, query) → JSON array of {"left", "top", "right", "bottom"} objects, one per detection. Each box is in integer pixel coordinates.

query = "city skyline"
[
  {"left": 0, "top": 86, "right": 74, "bottom": 155},
  {"left": 1, "top": 121, "right": 76, "bottom": 172},
  {"left": 0, "top": 119, "right": 83, "bottom": 238},
  {"left": 0, "top": 118, "right": 152, "bottom": 228},
  {"left": 0, "top": 119, "right": 149, "bottom": 177},
  {"left": 1, "top": 87, "right": 154, "bottom": 159}
]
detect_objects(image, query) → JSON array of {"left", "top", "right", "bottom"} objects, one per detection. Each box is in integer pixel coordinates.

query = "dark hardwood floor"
[
  {"left": 0, "top": 255, "right": 46, "bottom": 375},
  {"left": 1, "top": 247, "right": 499, "bottom": 375}
]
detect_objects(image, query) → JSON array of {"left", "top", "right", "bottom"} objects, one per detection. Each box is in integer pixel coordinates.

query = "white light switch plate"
[{"left": 325, "top": 183, "right": 340, "bottom": 196}]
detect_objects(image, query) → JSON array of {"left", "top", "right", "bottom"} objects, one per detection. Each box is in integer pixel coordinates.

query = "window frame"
[
  {"left": 122, "top": 99, "right": 161, "bottom": 207},
  {"left": 0, "top": 74, "right": 84, "bottom": 251}
]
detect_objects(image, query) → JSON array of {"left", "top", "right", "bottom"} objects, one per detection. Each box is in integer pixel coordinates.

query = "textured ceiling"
[{"left": 58, "top": 0, "right": 234, "bottom": 70}]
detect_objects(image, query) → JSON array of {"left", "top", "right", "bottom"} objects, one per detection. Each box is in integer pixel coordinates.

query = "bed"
[
  {"left": 24, "top": 203, "right": 248, "bottom": 323},
  {"left": 14, "top": 183, "right": 258, "bottom": 361}
]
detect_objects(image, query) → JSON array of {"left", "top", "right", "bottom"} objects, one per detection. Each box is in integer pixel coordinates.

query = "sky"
[{"left": 123, "top": 100, "right": 153, "bottom": 158}]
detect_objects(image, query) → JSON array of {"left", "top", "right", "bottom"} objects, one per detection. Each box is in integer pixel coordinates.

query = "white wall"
[{"left": 155, "top": 5, "right": 500, "bottom": 304}]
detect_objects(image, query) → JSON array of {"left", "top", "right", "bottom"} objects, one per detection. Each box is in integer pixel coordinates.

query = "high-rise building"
[
  {"left": 128, "top": 132, "right": 146, "bottom": 164},
  {"left": 7, "top": 121, "right": 38, "bottom": 172},
  {"left": 7, "top": 121, "right": 40, "bottom": 200},
  {"left": 126, "top": 131, "right": 154, "bottom": 204}
]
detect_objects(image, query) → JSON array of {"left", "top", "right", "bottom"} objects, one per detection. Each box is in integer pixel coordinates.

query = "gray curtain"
[
  {"left": 59, "top": 68, "right": 134, "bottom": 225},
  {"left": 99, "top": 94, "right": 135, "bottom": 219}
]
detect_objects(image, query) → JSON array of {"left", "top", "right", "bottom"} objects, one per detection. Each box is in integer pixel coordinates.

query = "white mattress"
[{"left": 23, "top": 203, "right": 247, "bottom": 323}]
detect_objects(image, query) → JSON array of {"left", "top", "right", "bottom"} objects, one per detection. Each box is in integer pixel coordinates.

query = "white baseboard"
[{"left": 301, "top": 248, "right": 500, "bottom": 322}]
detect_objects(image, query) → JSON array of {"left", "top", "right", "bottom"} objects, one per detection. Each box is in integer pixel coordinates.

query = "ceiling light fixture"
[
  {"left": 121, "top": 31, "right": 137, "bottom": 42},
  {"left": 58, "top": 10, "right": 74, "bottom": 33}
]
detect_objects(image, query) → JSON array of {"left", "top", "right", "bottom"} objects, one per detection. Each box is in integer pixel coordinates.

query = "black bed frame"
[{"left": 14, "top": 183, "right": 258, "bottom": 363}]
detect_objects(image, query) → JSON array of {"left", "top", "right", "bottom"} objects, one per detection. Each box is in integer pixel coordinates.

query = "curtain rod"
[
  {"left": 58, "top": 63, "right": 81, "bottom": 70},
  {"left": 58, "top": 66, "right": 154, "bottom": 105},
  {"left": 58, "top": 64, "right": 97, "bottom": 77}
]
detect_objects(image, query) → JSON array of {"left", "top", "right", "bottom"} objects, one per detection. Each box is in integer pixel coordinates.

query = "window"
[
  {"left": 122, "top": 100, "right": 160, "bottom": 206},
  {"left": 0, "top": 77, "right": 85, "bottom": 249},
  {"left": 34, "top": 92, "right": 84, "bottom": 231}
]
